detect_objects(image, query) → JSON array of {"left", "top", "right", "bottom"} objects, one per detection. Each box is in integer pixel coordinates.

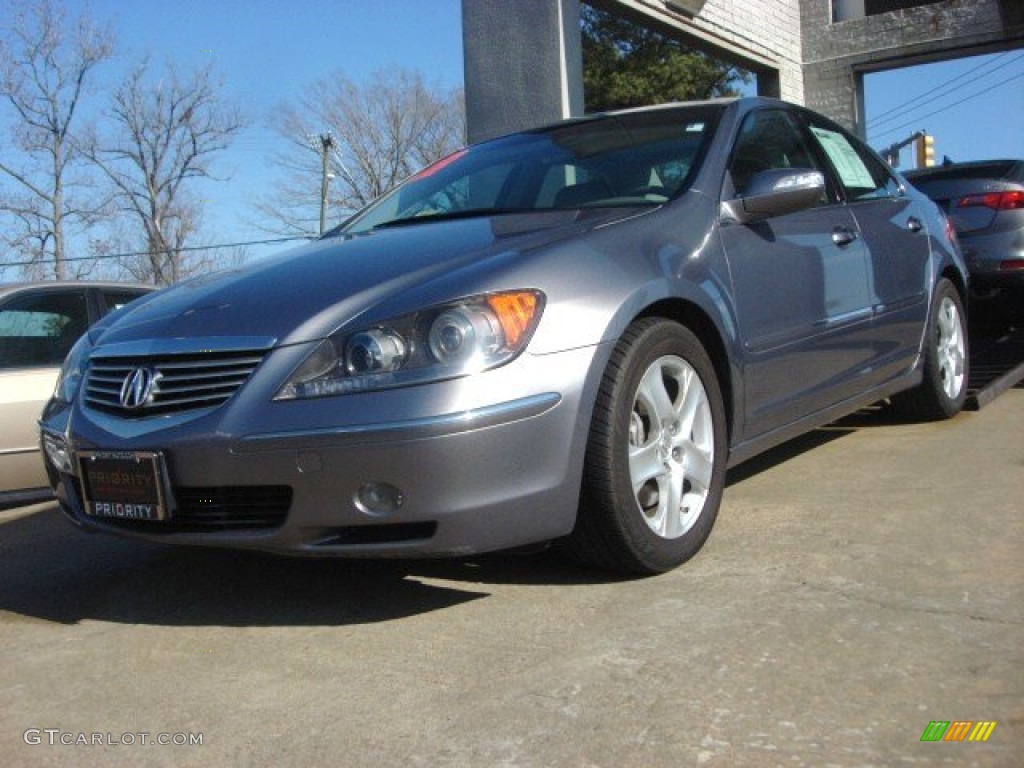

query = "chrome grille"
[{"left": 85, "top": 351, "right": 265, "bottom": 416}]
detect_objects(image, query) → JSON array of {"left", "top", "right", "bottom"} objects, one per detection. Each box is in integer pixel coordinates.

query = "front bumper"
[{"left": 42, "top": 343, "right": 607, "bottom": 557}]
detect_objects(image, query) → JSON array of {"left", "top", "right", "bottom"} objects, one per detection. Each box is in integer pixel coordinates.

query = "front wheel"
[
  {"left": 892, "top": 278, "right": 968, "bottom": 420},
  {"left": 564, "top": 319, "right": 727, "bottom": 574}
]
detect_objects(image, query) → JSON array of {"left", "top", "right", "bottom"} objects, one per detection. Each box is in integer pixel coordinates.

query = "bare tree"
[
  {"left": 87, "top": 229, "right": 251, "bottom": 284},
  {"left": 253, "top": 68, "right": 465, "bottom": 237},
  {"left": 0, "top": 0, "right": 113, "bottom": 280},
  {"left": 86, "top": 60, "right": 244, "bottom": 285}
]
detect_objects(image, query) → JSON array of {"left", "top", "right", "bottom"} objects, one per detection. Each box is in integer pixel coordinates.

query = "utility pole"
[{"left": 317, "top": 133, "right": 334, "bottom": 235}]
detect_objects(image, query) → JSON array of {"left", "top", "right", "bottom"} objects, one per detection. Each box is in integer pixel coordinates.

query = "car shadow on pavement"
[
  {"left": 0, "top": 506, "right": 487, "bottom": 627},
  {"left": 724, "top": 423, "right": 859, "bottom": 487},
  {"left": 0, "top": 505, "right": 622, "bottom": 628}
]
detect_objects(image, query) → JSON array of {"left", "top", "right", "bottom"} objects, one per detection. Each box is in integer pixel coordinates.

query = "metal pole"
[{"left": 318, "top": 133, "right": 334, "bottom": 235}]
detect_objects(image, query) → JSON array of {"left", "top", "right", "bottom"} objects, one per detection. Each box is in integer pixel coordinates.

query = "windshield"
[{"left": 340, "top": 105, "right": 723, "bottom": 234}]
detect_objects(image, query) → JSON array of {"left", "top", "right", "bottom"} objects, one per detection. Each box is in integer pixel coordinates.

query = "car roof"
[
  {"left": 0, "top": 280, "right": 153, "bottom": 301},
  {"left": 487, "top": 96, "right": 770, "bottom": 143},
  {"left": 599, "top": 96, "right": 740, "bottom": 117}
]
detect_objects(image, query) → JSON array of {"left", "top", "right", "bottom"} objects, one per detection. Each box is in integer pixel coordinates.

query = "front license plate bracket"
[{"left": 78, "top": 451, "right": 170, "bottom": 521}]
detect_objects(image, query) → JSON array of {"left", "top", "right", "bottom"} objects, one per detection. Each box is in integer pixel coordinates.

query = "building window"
[
  {"left": 833, "top": 0, "right": 943, "bottom": 22},
  {"left": 867, "top": 0, "right": 943, "bottom": 12}
]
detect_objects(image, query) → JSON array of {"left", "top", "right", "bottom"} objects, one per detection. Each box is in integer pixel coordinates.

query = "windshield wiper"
[{"left": 372, "top": 208, "right": 538, "bottom": 229}]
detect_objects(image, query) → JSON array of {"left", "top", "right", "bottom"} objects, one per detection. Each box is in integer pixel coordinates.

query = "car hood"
[{"left": 94, "top": 209, "right": 636, "bottom": 350}]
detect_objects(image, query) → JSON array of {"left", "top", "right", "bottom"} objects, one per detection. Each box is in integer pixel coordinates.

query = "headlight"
[
  {"left": 53, "top": 333, "right": 93, "bottom": 404},
  {"left": 275, "top": 290, "right": 544, "bottom": 400}
]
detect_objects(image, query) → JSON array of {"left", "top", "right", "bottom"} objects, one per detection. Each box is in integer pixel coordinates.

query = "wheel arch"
[
  {"left": 634, "top": 299, "right": 736, "bottom": 446},
  {"left": 940, "top": 264, "right": 968, "bottom": 310}
]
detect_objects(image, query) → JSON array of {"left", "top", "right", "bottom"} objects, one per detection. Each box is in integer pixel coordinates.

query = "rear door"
[{"left": 803, "top": 115, "right": 932, "bottom": 379}]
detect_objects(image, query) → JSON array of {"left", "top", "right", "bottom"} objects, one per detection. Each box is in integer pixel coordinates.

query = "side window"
[
  {"left": 806, "top": 120, "right": 901, "bottom": 201},
  {"left": 100, "top": 289, "right": 147, "bottom": 315},
  {"left": 727, "top": 110, "right": 829, "bottom": 199},
  {"left": 0, "top": 290, "right": 89, "bottom": 369}
]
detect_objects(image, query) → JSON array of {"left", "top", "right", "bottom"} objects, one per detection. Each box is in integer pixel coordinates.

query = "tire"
[
  {"left": 892, "top": 278, "right": 968, "bottom": 420},
  {"left": 564, "top": 319, "right": 727, "bottom": 574}
]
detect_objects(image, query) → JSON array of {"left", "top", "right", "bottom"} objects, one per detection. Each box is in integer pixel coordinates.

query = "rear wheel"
[
  {"left": 564, "top": 319, "right": 727, "bottom": 574},
  {"left": 892, "top": 278, "right": 968, "bottom": 420}
]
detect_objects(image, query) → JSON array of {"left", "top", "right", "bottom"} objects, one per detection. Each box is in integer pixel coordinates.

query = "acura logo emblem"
[{"left": 120, "top": 367, "right": 157, "bottom": 410}]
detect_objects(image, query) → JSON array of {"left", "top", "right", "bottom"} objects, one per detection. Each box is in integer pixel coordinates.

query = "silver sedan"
[{"left": 40, "top": 98, "right": 968, "bottom": 573}]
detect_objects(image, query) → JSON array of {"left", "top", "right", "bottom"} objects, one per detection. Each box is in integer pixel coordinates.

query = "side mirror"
[{"left": 720, "top": 169, "right": 826, "bottom": 224}]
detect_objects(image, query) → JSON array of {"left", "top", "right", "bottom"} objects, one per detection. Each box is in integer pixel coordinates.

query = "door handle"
[
  {"left": 832, "top": 227, "right": 858, "bottom": 247},
  {"left": 907, "top": 216, "right": 923, "bottom": 233}
]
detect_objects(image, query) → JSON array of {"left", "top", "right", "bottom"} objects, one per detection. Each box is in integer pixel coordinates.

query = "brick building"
[{"left": 462, "top": 0, "right": 1023, "bottom": 141}]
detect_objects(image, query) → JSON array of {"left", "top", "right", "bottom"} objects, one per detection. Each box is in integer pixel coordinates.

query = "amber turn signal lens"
[{"left": 487, "top": 291, "right": 541, "bottom": 348}]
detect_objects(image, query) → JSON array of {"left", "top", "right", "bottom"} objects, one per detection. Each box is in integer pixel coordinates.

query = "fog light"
[
  {"left": 43, "top": 434, "right": 73, "bottom": 474},
  {"left": 355, "top": 482, "right": 404, "bottom": 515}
]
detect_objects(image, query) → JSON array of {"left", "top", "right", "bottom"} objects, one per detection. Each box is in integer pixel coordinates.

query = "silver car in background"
[
  {"left": 904, "top": 159, "right": 1024, "bottom": 323},
  {"left": 40, "top": 98, "right": 968, "bottom": 573},
  {"left": 0, "top": 281, "right": 150, "bottom": 508}
]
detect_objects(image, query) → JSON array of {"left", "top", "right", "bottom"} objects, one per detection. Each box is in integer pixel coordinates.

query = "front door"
[{"left": 719, "top": 108, "right": 876, "bottom": 440}]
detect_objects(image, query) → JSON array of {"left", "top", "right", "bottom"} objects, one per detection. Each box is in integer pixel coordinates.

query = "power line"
[
  {"left": 870, "top": 55, "right": 1024, "bottom": 132},
  {"left": 870, "top": 52, "right": 1019, "bottom": 127},
  {"left": 0, "top": 235, "right": 312, "bottom": 269},
  {"left": 871, "top": 69, "right": 1024, "bottom": 142}
]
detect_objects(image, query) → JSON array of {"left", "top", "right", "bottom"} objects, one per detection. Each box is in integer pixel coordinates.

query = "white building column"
[{"left": 462, "top": 0, "right": 584, "bottom": 143}]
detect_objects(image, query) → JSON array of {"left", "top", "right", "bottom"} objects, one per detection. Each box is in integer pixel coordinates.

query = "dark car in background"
[
  {"left": 39, "top": 98, "right": 968, "bottom": 574},
  {"left": 904, "top": 159, "right": 1024, "bottom": 324},
  {"left": 0, "top": 281, "right": 151, "bottom": 508}
]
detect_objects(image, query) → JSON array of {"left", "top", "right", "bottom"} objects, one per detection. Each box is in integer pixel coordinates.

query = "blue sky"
[
  {"left": 2, "top": 1, "right": 1022, "bottom": 266},
  {"left": 76, "top": 0, "right": 468, "bottom": 256},
  {"left": 864, "top": 51, "right": 1024, "bottom": 170}
]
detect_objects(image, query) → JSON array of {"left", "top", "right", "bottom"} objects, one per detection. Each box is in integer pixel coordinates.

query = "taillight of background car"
[{"left": 956, "top": 190, "right": 1024, "bottom": 210}]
